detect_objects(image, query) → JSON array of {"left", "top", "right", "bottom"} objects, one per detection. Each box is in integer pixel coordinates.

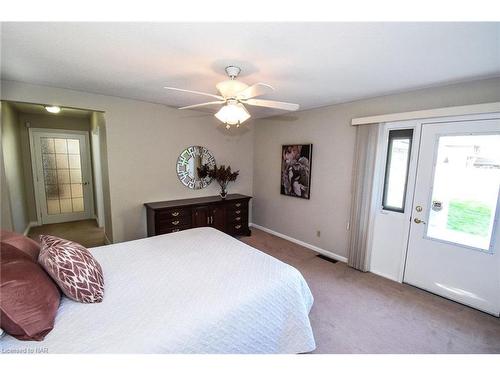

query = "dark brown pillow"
[
  {"left": 0, "top": 230, "right": 40, "bottom": 261},
  {"left": 0, "top": 243, "right": 61, "bottom": 341}
]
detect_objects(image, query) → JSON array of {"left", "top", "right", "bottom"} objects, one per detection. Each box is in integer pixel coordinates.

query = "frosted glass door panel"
[
  {"left": 32, "top": 129, "right": 92, "bottom": 225},
  {"left": 41, "top": 137, "right": 85, "bottom": 215}
]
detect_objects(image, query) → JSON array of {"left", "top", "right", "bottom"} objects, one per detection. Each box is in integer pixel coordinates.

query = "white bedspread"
[{"left": 1, "top": 227, "right": 315, "bottom": 354}]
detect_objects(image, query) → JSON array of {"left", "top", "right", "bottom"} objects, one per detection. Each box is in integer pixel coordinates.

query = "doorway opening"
[{"left": 1, "top": 101, "right": 112, "bottom": 247}]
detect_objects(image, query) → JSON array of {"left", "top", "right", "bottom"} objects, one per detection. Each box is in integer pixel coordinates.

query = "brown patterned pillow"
[{"left": 38, "top": 235, "right": 104, "bottom": 303}]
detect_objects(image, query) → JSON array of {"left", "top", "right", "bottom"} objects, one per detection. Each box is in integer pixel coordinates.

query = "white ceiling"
[{"left": 1, "top": 22, "right": 499, "bottom": 118}]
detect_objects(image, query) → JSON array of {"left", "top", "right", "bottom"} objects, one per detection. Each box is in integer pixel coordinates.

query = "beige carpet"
[
  {"left": 240, "top": 228, "right": 500, "bottom": 354},
  {"left": 28, "top": 219, "right": 106, "bottom": 248}
]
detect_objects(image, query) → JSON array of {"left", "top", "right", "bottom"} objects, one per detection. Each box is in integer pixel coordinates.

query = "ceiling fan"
[{"left": 164, "top": 66, "right": 299, "bottom": 129}]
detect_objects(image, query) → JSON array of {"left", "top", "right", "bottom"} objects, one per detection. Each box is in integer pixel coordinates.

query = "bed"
[{"left": 0, "top": 227, "right": 315, "bottom": 354}]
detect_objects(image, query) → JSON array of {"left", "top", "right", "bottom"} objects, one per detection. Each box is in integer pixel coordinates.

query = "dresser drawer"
[
  {"left": 156, "top": 207, "right": 190, "bottom": 220},
  {"left": 227, "top": 200, "right": 248, "bottom": 211},
  {"left": 227, "top": 207, "right": 247, "bottom": 218},
  {"left": 227, "top": 221, "right": 248, "bottom": 235},
  {"left": 158, "top": 214, "right": 192, "bottom": 229},
  {"left": 228, "top": 211, "right": 247, "bottom": 223}
]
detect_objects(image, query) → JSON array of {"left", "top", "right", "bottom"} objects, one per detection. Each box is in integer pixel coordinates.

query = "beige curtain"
[{"left": 347, "top": 124, "right": 380, "bottom": 272}]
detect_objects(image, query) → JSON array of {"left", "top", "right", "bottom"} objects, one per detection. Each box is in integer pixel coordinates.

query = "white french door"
[
  {"left": 403, "top": 118, "right": 500, "bottom": 316},
  {"left": 30, "top": 129, "right": 94, "bottom": 224}
]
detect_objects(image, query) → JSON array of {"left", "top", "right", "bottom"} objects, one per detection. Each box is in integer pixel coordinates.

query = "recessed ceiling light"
[{"left": 45, "top": 106, "right": 61, "bottom": 114}]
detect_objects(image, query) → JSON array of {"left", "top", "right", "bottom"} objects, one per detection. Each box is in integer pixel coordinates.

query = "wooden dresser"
[{"left": 145, "top": 194, "right": 251, "bottom": 237}]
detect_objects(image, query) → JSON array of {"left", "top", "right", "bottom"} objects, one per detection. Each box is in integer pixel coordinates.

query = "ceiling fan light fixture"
[
  {"left": 214, "top": 101, "right": 250, "bottom": 126},
  {"left": 215, "top": 79, "right": 248, "bottom": 98}
]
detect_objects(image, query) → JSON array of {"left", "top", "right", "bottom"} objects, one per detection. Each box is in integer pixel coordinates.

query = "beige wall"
[
  {"left": 1, "top": 101, "right": 14, "bottom": 231},
  {"left": 1, "top": 80, "right": 254, "bottom": 243},
  {"left": 1, "top": 102, "right": 29, "bottom": 232},
  {"left": 90, "top": 112, "right": 113, "bottom": 241},
  {"left": 252, "top": 77, "right": 500, "bottom": 258},
  {"left": 1, "top": 146, "right": 13, "bottom": 230}
]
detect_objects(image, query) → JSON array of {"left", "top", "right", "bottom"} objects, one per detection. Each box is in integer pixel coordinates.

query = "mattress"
[{"left": 1, "top": 227, "right": 315, "bottom": 354}]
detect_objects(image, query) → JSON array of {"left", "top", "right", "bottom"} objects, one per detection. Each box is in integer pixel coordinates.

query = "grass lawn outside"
[{"left": 447, "top": 200, "right": 492, "bottom": 237}]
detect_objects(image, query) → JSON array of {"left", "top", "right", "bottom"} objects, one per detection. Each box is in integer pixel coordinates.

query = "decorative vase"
[{"left": 220, "top": 187, "right": 227, "bottom": 199}]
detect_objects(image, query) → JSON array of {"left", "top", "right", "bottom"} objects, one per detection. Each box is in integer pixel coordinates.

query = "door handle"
[
  {"left": 82, "top": 182, "right": 89, "bottom": 186},
  {"left": 414, "top": 218, "right": 426, "bottom": 224}
]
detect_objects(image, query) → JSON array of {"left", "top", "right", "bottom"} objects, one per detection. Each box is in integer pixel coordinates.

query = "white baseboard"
[
  {"left": 250, "top": 223, "right": 348, "bottom": 263},
  {"left": 23, "top": 221, "right": 38, "bottom": 236}
]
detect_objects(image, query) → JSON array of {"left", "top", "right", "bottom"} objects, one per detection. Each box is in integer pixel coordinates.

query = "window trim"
[{"left": 382, "top": 129, "right": 414, "bottom": 213}]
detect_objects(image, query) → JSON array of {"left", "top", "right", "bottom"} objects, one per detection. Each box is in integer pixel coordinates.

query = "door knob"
[
  {"left": 414, "top": 218, "right": 426, "bottom": 224},
  {"left": 415, "top": 206, "right": 423, "bottom": 212},
  {"left": 83, "top": 182, "right": 89, "bottom": 186}
]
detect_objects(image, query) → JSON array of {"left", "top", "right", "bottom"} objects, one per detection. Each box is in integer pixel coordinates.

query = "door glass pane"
[
  {"left": 41, "top": 138, "right": 55, "bottom": 153},
  {"left": 42, "top": 154, "right": 56, "bottom": 169},
  {"left": 72, "top": 198, "right": 84, "bottom": 212},
  {"left": 426, "top": 134, "right": 500, "bottom": 251},
  {"left": 382, "top": 129, "right": 413, "bottom": 212},
  {"left": 67, "top": 139, "right": 80, "bottom": 154},
  {"left": 68, "top": 155, "right": 81, "bottom": 169},
  {"left": 57, "top": 169, "right": 70, "bottom": 183},
  {"left": 54, "top": 138, "right": 68, "bottom": 154},
  {"left": 47, "top": 199, "right": 60, "bottom": 214},
  {"left": 60, "top": 199, "right": 73, "bottom": 213},
  {"left": 43, "top": 169, "right": 57, "bottom": 185},
  {"left": 41, "top": 137, "right": 85, "bottom": 215},
  {"left": 70, "top": 169, "right": 82, "bottom": 183}
]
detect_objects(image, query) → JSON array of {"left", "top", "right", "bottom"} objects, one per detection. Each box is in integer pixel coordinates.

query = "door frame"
[
  {"left": 29, "top": 128, "right": 95, "bottom": 225},
  {"left": 370, "top": 112, "right": 500, "bottom": 282}
]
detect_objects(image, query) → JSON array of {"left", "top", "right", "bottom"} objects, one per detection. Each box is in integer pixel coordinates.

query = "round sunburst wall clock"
[{"left": 176, "top": 146, "right": 216, "bottom": 189}]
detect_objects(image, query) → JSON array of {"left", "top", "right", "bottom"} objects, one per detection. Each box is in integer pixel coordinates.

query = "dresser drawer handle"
[
  {"left": 235, "top": 217, "right": 241, "bottom": 221},
  {"left": 171, "top": 228, "right": 180, "bottom": 232},
  {"left": 171, "top": 211, "right": 180, "bottom": 217},
  {"left": 235, "top": 224, "right": 242, "bottom": 229},
  {"left": 172, "top": 220, "right": 180, "bottom": 225},
  {"left": 235, "top": 203, "right": 241, "bottom": 207},
  {"left": 235, "top": 210, "right": 241, "bottom": 214}
]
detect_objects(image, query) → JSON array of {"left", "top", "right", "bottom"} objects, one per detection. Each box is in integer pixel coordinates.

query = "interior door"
[
  {"left": 30, "top": 129, "right": 94, "bottom": 225},
  {"left": 404, "top": 118, "right": 500, "bottom": 315}
]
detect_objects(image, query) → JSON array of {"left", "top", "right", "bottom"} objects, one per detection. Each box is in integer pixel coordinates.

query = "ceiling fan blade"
[
  {"left": 164, "top": 86, "right": 224, "bottom": 100},
  {"left": 244, "top": 99, "right": 300, "bottom": 111},
  {"left": 236, "top": 83, "right": 274, "bottom": 100},
  {"left": 179, "top": 101, "right": 225, "bottom": 110}
]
